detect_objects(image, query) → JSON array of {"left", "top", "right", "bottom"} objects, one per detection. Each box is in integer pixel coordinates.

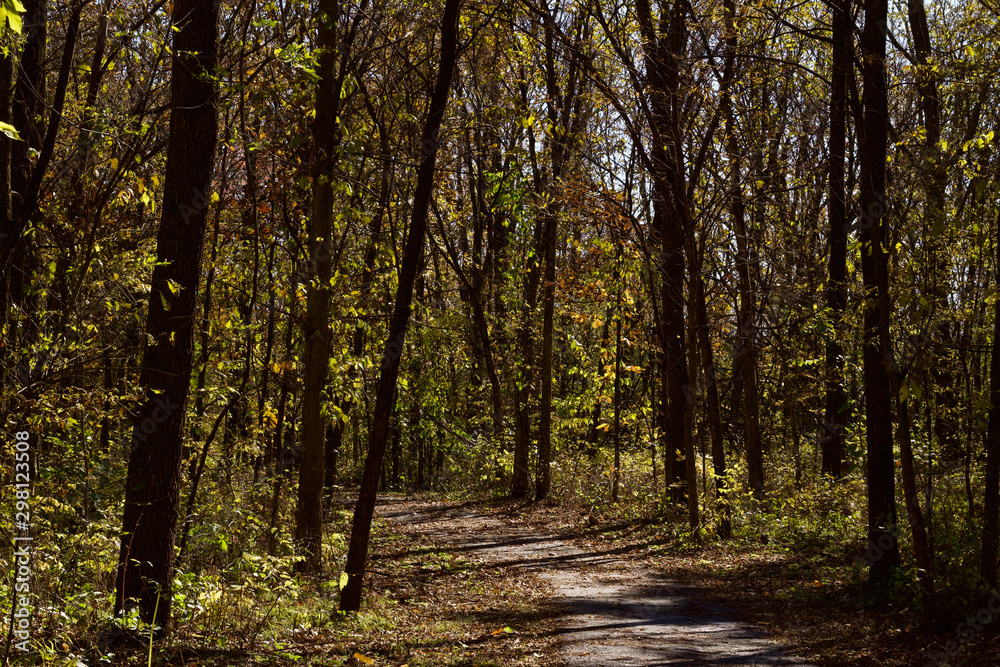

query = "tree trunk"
[
  {"left": 295, "top": 0, "right": 357, "bottom": 573},
  {"left": 325, "top": 137, "right": 391, "bottom": 499},
  {"left": 612, "top": 253, "right": 623, "bottom": 502},
  {"left": 696, "top": 271, "right": 728, "bottom": 537},
  {"left": 822, "top": 0, "right": 850, "bottom": 478},
  {"left": 535, "top": 207, "right": 556, "bottom": 500},
  {"left": 587, "top": 309, "right": 613, "bottom": 451},
  {"left": 634, "top": 0, "right": 690, "bottom": 506},
  {"left": 893, "top": 374, "right": 938, "bottom": 629},
  {"left": 511, "top": 212, "right": 544, "bottom": 498},
  {"left": 114, "top": 0, "right": 218, "bottom": 632},
  {"left": 339, "top": 0, "right": 461, "bottom": 611},
  {"left": 719, "top": 0, "right": 762, "bottom": 500},
  {"left": 859, "top": 0, "right": 899, "bottom": 593},
  {"left": 0, "top": 0, "right": 46, "bottom": 396},
  {"left": 684, "top": 264, "right": 698, "bottom": 527},
  {"left": 981, "top": 207, "right": 1000, "bottom": 591}
]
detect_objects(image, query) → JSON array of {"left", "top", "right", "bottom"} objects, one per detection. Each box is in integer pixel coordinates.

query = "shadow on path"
[{"left": 378, "top": 498, "right": 816, "bottom": 666}]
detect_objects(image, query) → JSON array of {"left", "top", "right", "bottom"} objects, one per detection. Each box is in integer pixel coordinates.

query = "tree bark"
[
  {"left": 511, "top": 213, "right": 544, "bottom": 498},
  {"left": 822, "top": 0, "right": 851, "bottom": 478},
  {"left": 340, "top": 0, "right": 461, "bottom": 611},
  {"left": 612, "top": 300, "right": 622, "bottom": 503},
  {"left": 325, "top": 124, "right": 391, "bottom": 498},
  {"left": 696, "top": 271, "right": 728, "bottom": 537},
  {"left": 893, "top": 371, "right": 938, "bottom": 629},
  {"left": 535, "top": 206, "right": 556, "bottom": 500},
  {"left": 859, "top": 0, "right": 899, "bottom": 593},
  {"left": 295, "top": 0, "right": 357, "bottom": 572},
  {"left": 634, "top": 0, "right": 690, "bottom": 506},
  {"left": 114, "top": 0, "right": 218, "bottom": 631},
  {"left": 981, "top": 207, "right": 1000, "bottom": 591},
  {"left": 0, "top": 0, "right": 47, "bottom": 397}
]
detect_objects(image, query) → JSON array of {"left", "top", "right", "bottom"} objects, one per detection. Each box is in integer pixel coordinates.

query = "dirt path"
[{"left": 378, "top": 498, "right": 816, "bottom": 666}]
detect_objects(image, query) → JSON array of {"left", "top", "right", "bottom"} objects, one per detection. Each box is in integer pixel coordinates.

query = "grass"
[
  {"left": 4, "top": 442, "right": 996, "bottom": 666},
  {"left": 1, "top": 491, "right": 559, "bottom": 666}
]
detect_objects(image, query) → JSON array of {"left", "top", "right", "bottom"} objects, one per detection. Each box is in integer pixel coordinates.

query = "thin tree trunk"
[
  {"left": 0, "top": 46, "right": 13, "bottom": 402},
  {"left": 226, "top": 24, "right": 262, "bottom": 455},
  {"left": 684, "top": 235, "right": 700, "bottom": 527},
  {"left": 0, "top": 0, "right": 47, "bottom": 394},
  {"left": 892, "top": 372, "right": 938, "bottom": 629},
  {"left": 340, "top": 0, "right": 461, "bottom": 611},
  {"left": 981, "top": 207, "right": 1000, "bottom": 591},
  {"left": 719, "top": 0, "right": 761, "bottom": 499},
  {"left": 634, "top": 0, "right": 690, "bottom": 506},
  {"left": 536, "top": 207, "right": 556, "bottom": 500},
  {"left": 295, "top": 0, "right": 360, "bottom": 572},
  {"left": 612, "top": 262, "right": 622, "bottom": 502},
  {"left": 325, "top": 131, "right": 391, "bottom": 500},
  {"left": 587, "top": 309, "right": 613, "bottom": 451},
  {"left": 268, "top": 300, "right": 297, "bottom": 555},
  {"left": 822, "top": 0, "right": 850, "bottom": 478},
  {"left": 696, "top": 271, "right": 728, "bottom": 537},
  {"left": 511, "top": 213, "right": 544, "bottom": 498}
]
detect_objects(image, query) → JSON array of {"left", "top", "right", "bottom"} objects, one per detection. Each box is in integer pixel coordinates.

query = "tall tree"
[
  {"left": 822, "top": 0, "right": 851, "bottom": 478},
  {"left": 722, "top": 0, "right": 763, "bottom": 500},
  {"left": 858, "top": 0, "right": 899, "bottom": 592},
  {"left": 634, "top": 0, "right": 690, "bottom": 504},
  {"left": 114, "top": 0, "right": 218, "bottom": 631},
  {"left": 981, "top": 205, "right": 1000, "bottom": 592},
  {"left": 340, "top": 0, "right": 462, "bottom": 611},
  {"left": 295, "top": 0, "right": 365, "bottom": 574},
  {"left": 0, "top": 0, "right": 46, "bottom": 400},
  {"left": 535, "top": 0, "right": 585, "bottom": 501}
]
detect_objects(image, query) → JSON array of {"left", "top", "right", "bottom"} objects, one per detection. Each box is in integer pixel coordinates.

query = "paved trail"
[{"left": 379, "top": 499, "right": 816, "bottom": 667}]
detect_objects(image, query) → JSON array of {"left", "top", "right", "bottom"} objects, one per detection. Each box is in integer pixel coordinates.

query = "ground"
[
  {"left": 77, "top": 493, "right": 1000, "bottom": 666},
  {"left": 380, "top": 497, "right": 814, "bottom": 665},
  {"left": 364, "top": 495, "right": 1000, "bottom": 667}
]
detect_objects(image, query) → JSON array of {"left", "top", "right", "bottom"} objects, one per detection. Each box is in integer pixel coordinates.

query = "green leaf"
[
  {"left": 1, "top": 0, "right": 22, "bottom": 33},
  {"left": 0, "top": 121, "right": 21, "bottom": 141}
]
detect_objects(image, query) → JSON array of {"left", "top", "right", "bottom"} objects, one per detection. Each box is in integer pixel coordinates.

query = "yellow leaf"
[{"left": 353, "top": 653, "right": 374, "bottom": 665}]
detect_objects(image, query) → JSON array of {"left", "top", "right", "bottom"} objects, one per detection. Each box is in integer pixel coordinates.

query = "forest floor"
[
  {"left": 376, "top": 496, "right": 815, "bottom": 666},
  {"left": 93, "top": 493, "right": 1000, "bottom": 666},
  {"left": 361, "top": 494, "right": 1000, "bottom": 667}
]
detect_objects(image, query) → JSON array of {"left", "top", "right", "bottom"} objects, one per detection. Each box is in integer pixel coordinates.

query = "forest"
[{"left": 1, "top": 0, "right": 1000, "bottom": 663}]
